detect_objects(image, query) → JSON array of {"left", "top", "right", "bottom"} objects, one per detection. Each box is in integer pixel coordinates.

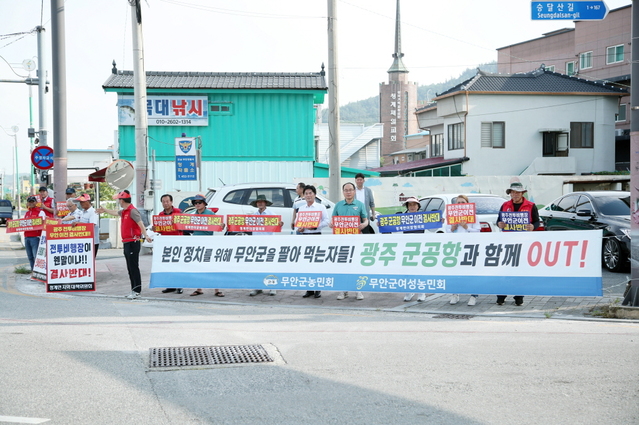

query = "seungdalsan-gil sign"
[
  {"left": 531, "top": 1, "right": 609, "bottom": 21},
  {"left": 151, "top": 230, "right": 603, "bottom": 297}
]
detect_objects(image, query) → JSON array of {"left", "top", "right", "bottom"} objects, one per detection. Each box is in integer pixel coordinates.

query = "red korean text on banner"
[
  {"left": 6, "top": 217, "right": 44, "bottom": 233},
  {"left": 295, "top": 211, "right": 322, "bottom": 229},
  {"left": 446, "top": 203, "right": 476, "bottom": 225},
  {"left": 332, "top": 216, "right": 361, "bottom": 234},
  {"left": 172, "top": 213, "right": 225, "bottom": 232},
  {"left": 227, "top": 215, "right": 282, "bottom": 233},
  {"left": 46, "top": 222, "right": 95, "bottom": 292},
  {"left": 56, "top": 202, "right": 70, "bottom": 218},
  {"left": 152, "top": 214, "right": 177, "bottom": 233}
]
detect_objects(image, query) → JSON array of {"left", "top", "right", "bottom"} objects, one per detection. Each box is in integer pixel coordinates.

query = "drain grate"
[
  {"left": 149, "top": 345, "right": 274, "bottom": 368},
  {"left": 432, "top": 314, "right": 474, "bottom": 320}
]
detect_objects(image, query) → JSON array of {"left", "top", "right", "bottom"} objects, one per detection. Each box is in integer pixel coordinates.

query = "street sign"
[
  {"left": 31, "top": 146, "right": 54, "bottom": 170},
  {"left": 531, "top": 1, "right": 609, "bottom": 21}
]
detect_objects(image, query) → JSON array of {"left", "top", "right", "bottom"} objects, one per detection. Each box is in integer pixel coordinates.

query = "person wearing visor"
[
  {"left": 97, "top": 190, "right": 151, "bottom": 299},
  {"left": 401, "top": 197, "right": 427, "bottom": 303},
  {"left": 75, "top": 193, "right": 101, "bottom": 257},
  {"left": 188, "top": 194, "right": 225, "bottom": 298}
]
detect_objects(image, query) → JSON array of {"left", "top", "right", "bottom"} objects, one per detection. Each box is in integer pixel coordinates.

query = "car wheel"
[{"left": 602, "top": 237, "right": 625, "bottom": 272}]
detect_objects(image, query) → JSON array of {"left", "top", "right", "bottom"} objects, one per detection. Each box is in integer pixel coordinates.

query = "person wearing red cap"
[
  {"left": 24, "top": 196, "right": 47, "bottom": 272},
  {"left": 97, "top": 190, "right": 151, "bottom": 299}
]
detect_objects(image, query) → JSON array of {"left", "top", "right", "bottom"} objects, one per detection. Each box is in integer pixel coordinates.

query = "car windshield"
[
  {"left": 594, "top": 195, "right": 630, "bottom": 216},
  {"left": 464, "top": 196, "right": 505, "bottom": 215}
]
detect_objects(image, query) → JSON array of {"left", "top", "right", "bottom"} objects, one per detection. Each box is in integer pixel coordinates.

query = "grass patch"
[{"left": 14, "top": 265, "right": 31, "bottom": 274}]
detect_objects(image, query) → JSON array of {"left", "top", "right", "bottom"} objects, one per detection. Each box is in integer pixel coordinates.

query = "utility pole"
[
  {"left": 624, "top": 0, "right": 639, "bottom": 306},
  {"left": 130, "top": 0, "right": 150, "bottom": 222},
  {"left": 327, "top": 0, "right": 341, "bottom": 203},
  {"left": 50, "top": 0, "right": 68, "bottom": 202},
  {"left": 36, "top": 26, "right": 49, "bottom": 149}
]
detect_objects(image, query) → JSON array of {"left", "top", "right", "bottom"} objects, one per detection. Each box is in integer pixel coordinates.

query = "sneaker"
[
  {"left": 125, "top": 291, "right": 140, "bottom": 299},
  {"left": 356, "top": 292, "right": 364, "bottom": 300},
  {"left": 468, "top": 296, "right": 477, "bottom": 306},
  {"left": 449, "top": 294, "right": 460, "bottom": 305},
  {"left": 269, "top": 290, "right": 277, "bottom": 296},
  {"left": 249, "top": 290, "right": 262, "bottom": 296},
  {"left": 403, "top": 293, "right": 415, "bottom": 302},
  {"left": 336, "top": 292, "right": 345, "bottom": 300},
  {"left": 417, "top": 294, "right": 426, "bottom": 302}
]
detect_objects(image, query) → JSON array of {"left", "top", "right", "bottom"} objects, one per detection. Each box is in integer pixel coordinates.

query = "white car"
[
  {"left": 417, "top": 193, "right": 507, "bottom": 233},
  {"left": 185, "top": 182, "right": 335, "bottom": 235}
]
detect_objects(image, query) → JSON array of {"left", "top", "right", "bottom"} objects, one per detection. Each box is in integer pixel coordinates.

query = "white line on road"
[{"left": 0, "top": 416, "right": 50, "bottom": 424}]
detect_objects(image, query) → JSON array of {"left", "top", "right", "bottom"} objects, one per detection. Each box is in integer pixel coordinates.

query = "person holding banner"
[
  {"left": 157, "top": 194, "right": 183, "bottom": 294},
  {"left": 249, "top": 194, "right": 283, "bottom": 297},
  {"left": 296, "top": 185, "right": 329, "bottom": 299},
  {"left": 446, "top": 194, "right": 481, "bottom": 306},
  {"left": 38, "top": 186, "right": 55, "bottom": 218},
  {"left": 97, "top": 190, "right": 152, "bottom": 300},
  {"left": 189, "top": 194, "right": 225, "bottom": 297},
  {"left": 61, "top": 199, "right": 82, "bottom": 224},
  {"left": 354, "top": 173, "right": 376, "bottom": 234},
  {"left": 496, "top": 182, "right": 540, "bottom": 306},
  {"left": 291, "top": 182, "right": 306, "bottom": 234},
  {"left": 401, "top": 197, "right": 428, "bottom": 303},
  {"left": 24, "top": 196, "right": 47, "bottom": 271},
  {"left": 331, "top": 182, "right": 369, "bottom": 301},
  {"left": 75, "top": 194, "right": 101, "bottom": 257}
]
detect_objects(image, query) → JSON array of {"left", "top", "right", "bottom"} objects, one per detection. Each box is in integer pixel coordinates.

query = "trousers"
[{"left": 123, "top": 241, "right": 141, "bottom": 293}]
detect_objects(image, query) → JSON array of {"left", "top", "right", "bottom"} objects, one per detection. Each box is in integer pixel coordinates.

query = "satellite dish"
[{"left": 105, "top": 159, "right": 135, "bottom": 191}]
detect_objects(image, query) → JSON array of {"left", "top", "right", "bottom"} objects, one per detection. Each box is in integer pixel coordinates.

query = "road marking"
[{"left": 0, "top": 415, "right": 50, "bottom": 423}]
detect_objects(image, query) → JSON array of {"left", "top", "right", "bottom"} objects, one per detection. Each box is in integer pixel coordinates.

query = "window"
[
  {"left": 210, "top": 102, "right": 233, "bottom": 115},
  {"left": 247, "top": 189, "right": 286, "bottom": 208},
  {"left": 566, "top": 61, "right": 576, "bottom": 76},
  {"left": 481, "top": 122, "right": 505, "bottom": 148},
  {"left": 431, "top": 133, "right": 443, "bottom": 157},
  {"left": 447, "top": 123, "right": 464, "bottom": 150},
  {"left": 606, "top": 45, "right": 624, "bottom": 64},
  {"left": 579, "top": 51, "right": 593, "bottom": 70},
  {"left": 575, "top": 196, "right": 594, "bottom": 216},
  {"left": 570, "top": 122, "right": 594, "bottom": 148},
  {"left": 616, "top": 104, "right": 627, "bottom": 122},
  {"left": 545, "top": 65, "right": 555, "bottom": 72}
]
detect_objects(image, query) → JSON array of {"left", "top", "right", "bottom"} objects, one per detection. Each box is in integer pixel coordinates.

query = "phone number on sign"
[{"left": 151, "top": 119, "right": 192, "bottom": 125}]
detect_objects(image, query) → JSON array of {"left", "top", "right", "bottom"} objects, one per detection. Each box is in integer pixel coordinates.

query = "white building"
[{"left": 415, "top": 67, "right": 626, "bottom": 176}]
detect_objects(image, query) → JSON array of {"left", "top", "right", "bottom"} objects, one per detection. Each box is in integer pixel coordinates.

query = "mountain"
[{"left": 322, "top": 62, "right": 498, "bottom": 124}]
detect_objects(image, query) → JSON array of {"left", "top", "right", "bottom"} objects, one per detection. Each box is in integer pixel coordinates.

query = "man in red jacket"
[
  {"left": 157, "top": 193, "right": 183, "bottom": 294},
  {"left": 38, "top": 186, "right": 54, "bottom": 218},
  {"left": 24, "top": 196, "right": 46, "bottom": 271},
  {"left": 97, "top": 190, "right": 151, "bottom": 299}
]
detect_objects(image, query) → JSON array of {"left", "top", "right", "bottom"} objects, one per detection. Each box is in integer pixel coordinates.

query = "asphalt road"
[{"left": 1, "top": 228, "right": 638, "bottom": 425}]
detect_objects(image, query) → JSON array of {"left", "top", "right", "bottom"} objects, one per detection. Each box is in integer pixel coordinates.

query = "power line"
[{"left": 156, "top": 0, "right": 325, "bottom": 19}]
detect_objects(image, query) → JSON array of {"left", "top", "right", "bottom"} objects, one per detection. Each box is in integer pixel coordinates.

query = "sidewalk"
[{"left": 42, "top": 249, "right": 623, "bottom": 321}]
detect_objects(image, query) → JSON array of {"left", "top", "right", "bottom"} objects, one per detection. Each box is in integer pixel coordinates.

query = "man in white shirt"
[{"left": 355, "top": 173, "right": 376, "bottom": 234}]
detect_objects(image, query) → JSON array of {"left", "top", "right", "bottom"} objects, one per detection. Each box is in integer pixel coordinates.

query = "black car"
[{"left": 539, "top": 191, "right": 630, "bottom": 272}]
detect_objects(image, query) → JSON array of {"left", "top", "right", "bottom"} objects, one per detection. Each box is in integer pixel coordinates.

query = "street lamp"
[{"left": 0, "top": 124, "right": 20, "bottom": 217}]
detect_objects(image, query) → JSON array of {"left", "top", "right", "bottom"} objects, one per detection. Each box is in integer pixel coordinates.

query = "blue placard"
[
  {"left": 377, "top": 211, "right": 443, "bottom": 233},
  {"left": 531, "top": 1, "right": 608, "bottom": 21},
  {"left": 499, "top": 211, "right": 530, "bottom": 232},
  {"left": 176, "top": 155, "right": 196, "bottom": 181}
]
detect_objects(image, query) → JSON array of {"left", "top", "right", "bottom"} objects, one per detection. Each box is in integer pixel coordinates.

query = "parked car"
[
  {"left": 417, "top": 193, "right": 509, "bottom": 233},
  {"left": 183, "top": 182, "right": 335, "bottom": 235},
  {"left": 539, "top": 191, "right": 630, "bottom": 272},
  {"left": 0, "top": 199, "right": 14, "bottom": 225}
]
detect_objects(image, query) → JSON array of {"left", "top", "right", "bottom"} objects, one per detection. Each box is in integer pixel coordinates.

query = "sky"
[{"left": 0, "top": 0, "right": 632, "bottom": 181}]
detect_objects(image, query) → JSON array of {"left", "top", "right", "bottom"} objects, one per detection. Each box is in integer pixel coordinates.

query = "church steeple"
[{"left": 388, "top": 0, "right": 408, "bottom": 73}]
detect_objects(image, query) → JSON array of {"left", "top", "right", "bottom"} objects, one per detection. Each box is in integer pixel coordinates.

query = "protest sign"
[
  {"left": 151, "top": 230, "right": 602, "bottom": 297},
  {"left": 332, "top": 216, "right": 360, "bottom": 234},
  {"left": 46, "top": 223, "right": 95, "bottom": 292},
  {"left": 295, "top": 211, "right": 322, "bottom": 229},
  {"left": 377, "top": 211, "right": 443, "bottom": 233},
  {"left": 446, "top": 203, "right": 476, "bottom": 224},
  {"left": 227, "top": 215, "right": 282, "bottom": 233},
  {"left": 173, "top": 213, "right": 224, "bottom": 232}
]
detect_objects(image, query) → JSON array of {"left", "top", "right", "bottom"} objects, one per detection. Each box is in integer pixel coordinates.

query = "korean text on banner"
[
  {"left": 173, "top": 213, "right": 225, "bottom": 232},
  {"left": 56, "top": 202, "right": 70, "bottom": 218},
  {"left": 295, "top": 211, "right": 322, "bottom": 229},
  {"left": 500, "top": 211, "right": 530, "bottom": 232},
  {"left": 6, "top": 217, "right": 44, "bottom": 233},
  {"left": 446, "top": 203, "right": 476, "bottom": 224},
  {"left": 46, "top": 223, "right": 95, "bottom": 292},
  {"left": 153, "top": 214, "right": 177, "bottom": 233},
  {"left": 377, "top": 211, "right": 443, "bottom": 233},
  {"left": 150, "top": 230, "right": 603, "bottom": 297},
  {"left": 227, "top": 215, "right": 282, "bottom": 233},
  {"left": 332, "top": 216, "right": 360, "bottom": 234}
]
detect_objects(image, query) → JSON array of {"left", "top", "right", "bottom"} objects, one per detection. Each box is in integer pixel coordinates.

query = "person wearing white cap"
[
  {"left": 75, "top": 193, "right": 100, "bottom": 257},
  {"left": 401, "top": 197, "right": 428, "bottom": 303}
]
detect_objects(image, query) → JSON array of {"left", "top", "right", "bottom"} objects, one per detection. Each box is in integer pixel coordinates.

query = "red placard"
[
  {"left": 295, "top": 211, "right": 322, "bottom": 229},
  {"left": 152, "top": 214, "right": 177, "bottom": 233},
  {"left": 6, "top": 217, "right": 44, "bottom": 233},
  {"left": 173, "top": 213, "right": 225, "bottom": 232},
  {"left": 446, "top": 203, "right": 476, "bottom": 224},
  {"left": 227, "top": 214, "right": 282, "bottom": 233},
  {"left": 46, "top": 222, "right": 95, "bottom": 292},
  {"left": 56, "top": 202, "right": 70, "bottom": 218},
  {"left": 332, "top": 216, "right": 361, "bottom": 234}
]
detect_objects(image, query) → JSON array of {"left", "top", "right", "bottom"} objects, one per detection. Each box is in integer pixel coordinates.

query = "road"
[{"left": 0, "top": 228, "right": 638, "bottom": 424}]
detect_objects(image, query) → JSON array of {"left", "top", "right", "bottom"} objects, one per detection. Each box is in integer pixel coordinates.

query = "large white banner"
[{"left": 151, "top": 230, "right": 603, "bottom": 296}]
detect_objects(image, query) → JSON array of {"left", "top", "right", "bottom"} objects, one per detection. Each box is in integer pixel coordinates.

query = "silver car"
[{"left": 417, "top": 193, "right": 507, "bottom": 233}]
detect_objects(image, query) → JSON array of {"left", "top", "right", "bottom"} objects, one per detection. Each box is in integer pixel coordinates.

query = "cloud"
[
  {"left": 402, "top": 183, "right": 414, "bottom": 187},
  {"left": 366, "top": 179, "right": 382, "bottom": 187},
  {"left": 460, "top": 182, "right": 474, "bottom": 187}
]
